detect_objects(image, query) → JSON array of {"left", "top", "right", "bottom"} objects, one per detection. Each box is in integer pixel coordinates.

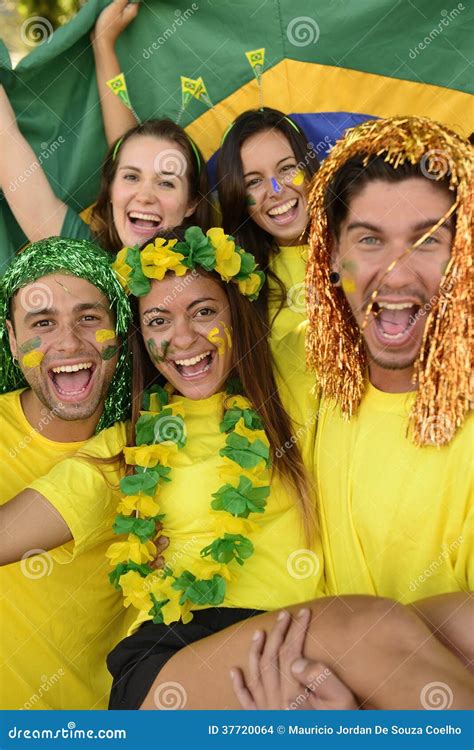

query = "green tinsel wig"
[{"left": 0, "top": 237, "right": 132, "bottom": 432}]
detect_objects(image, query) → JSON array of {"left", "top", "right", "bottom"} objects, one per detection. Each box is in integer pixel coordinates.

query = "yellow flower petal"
[
  {"left": 233, "top": 417, "right": 270, "bottom": 447},
  {"left": 22, "top": 351, "right": 44, "bottom": 368},
  {"left": 238, "top": 272, "right": 262, "bottom": 297},
  {"left": 207, "top": 228, "right": 242, "bottom": 281},
  {"left": 120, "top": 571, "right": 152, "bottom": 609},
  {"left": 218, "top": 457, "right": 268, "bottom": 487},
  {"left": 117, "top": 494, "right": 161, "bottom": 517},
  {"left": 141, "top": 244, "right": 185, "bottom": 281},
  {"left": 106, "top": 537, "right": 156, "bottom": 566},
  {"left": 193, "top": 558, "right": 234, "bottom": 582},
  {"left": 124, "top": 441, "right": 178, "bottom": 468},
  {"left": 95, "top": 328, "right": 116, "bottom": 343},
  {"left": 210, "top": 513, "right": 261, "bottom": 537},
  {"left": 112, "top": 248, "right": 133, "bottom": 288},
  {"left": 225, "top": 395, "right": 253, "bottom": 411}
]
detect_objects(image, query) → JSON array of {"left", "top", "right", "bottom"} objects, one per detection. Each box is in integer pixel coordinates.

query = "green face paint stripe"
[
  {"left": 147, "top": 339, "right": 169, "bottom": 364},
  {"left": 18, "top": 336, "right": 41, "bottom": 354},
  {"left": 246, "top": 195, "right": 257, "bottom": 206},
  {"left": 101, "top": 344, "right": 119, "bottom": 360},
  {"left": 341, "top": 260, "right": 358, "bottom": 273}
]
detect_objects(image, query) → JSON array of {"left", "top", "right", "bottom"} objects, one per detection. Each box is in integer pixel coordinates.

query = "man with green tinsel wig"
[{"left": 0, "top": 236, "right": 132, "bottom": 709}]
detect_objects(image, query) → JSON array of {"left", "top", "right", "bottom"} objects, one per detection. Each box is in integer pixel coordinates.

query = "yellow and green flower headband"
[{"left": 112, "top": 226, "right": 265, "bottom": 301}]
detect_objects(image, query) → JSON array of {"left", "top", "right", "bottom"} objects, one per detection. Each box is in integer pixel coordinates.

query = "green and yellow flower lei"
[
  {"left": 106, "top": 381, "right": 272, "bottom": 625},
  {"left": 112, "top": 226, "right": 265, "bottom": 301}
]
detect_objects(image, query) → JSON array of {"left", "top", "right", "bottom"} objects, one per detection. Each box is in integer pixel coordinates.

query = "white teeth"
[
  {"left": 377, "top": 302, "right": 416, "bottom": 310},
  {"left": 174, "top": 351, "right": 211, "bottom": 367},
  {"left": 378, "top": 330, "right": 406, "bottom": 340},
  {"left": 128, "top": 212, "right": 161, "bottom": 222},
  {"left": 268, "top": 199, "right": 297, "bottom": 216},
  {"left": 51, "top": 362, "right": 93, "bottom": 373}
]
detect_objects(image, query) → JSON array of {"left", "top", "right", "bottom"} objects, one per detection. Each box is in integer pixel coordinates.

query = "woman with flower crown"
[
  {"left": 1, "top": 226, "right": 472, "bottom": 711},
  {"left": 106, "top": 228, "right": 474, "bottom": 711}
]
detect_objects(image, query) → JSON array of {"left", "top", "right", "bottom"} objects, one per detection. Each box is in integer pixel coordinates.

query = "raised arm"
[
  {"left": 0, "top": 85, "right": 67, "bottom": 240},
  {"left": 91, "top": 0, "right": 140, "bottom": 145},
  {"left": 0, "top": 489, "right": 72, "bottom": 565}
]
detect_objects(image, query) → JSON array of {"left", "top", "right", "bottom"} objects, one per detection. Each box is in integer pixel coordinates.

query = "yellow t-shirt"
[
  {"left": 127, "top": 391, "right": 324, "bottom": 633},
  {"left": 0, "top": 389, "right": 127, "bottom": 709},
  {"left": 267, "top": 244, "right": 308, "bottom": 341},
  {"left": 29, "top": 385, "right": 324, "bottom": 636},
  {"left": 315, "top": 384, "right": 473, "bottom": 602}
]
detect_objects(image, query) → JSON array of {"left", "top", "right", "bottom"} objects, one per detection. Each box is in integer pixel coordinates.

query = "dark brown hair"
[
  {"left": 126, "top": 227, "right": 316, "bottom": 541},
  {"left": 217, "top": 108, "right": 319, "bottom": 318},
  {"left": 326, "top": 155, "right": 453, "bottom": 240},
  {"left": 90, "top": 120, "right": 214, "bottom": 253}
]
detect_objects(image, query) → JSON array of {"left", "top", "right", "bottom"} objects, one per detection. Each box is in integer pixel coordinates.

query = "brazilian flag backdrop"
[{"left": 1, "top": 0, "right": 473, "bottom": 269}]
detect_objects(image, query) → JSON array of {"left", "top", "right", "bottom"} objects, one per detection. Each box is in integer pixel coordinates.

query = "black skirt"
[{"left": 107, "top": 607, "right": 264, "bottom": 709}]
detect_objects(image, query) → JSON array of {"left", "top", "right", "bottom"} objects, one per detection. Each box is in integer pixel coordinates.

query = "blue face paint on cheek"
[{"left": 271, "top": 177, "right": 282, "bottom": 194}]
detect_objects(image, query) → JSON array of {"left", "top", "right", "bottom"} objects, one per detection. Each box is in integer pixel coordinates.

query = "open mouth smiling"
[
  {"left": 127, "top": 211, "right": 163, "bottom": 233},
  {"left": 267, "top": 198, "right": 298, "bottom": 224},
  {"left": 371, "top": 300, "right": 422, "bottom": 343},
  {"left": 168, "top": 350, "right": 216, "bottom": 380},
  {"left": 48, "top": 361, "right": 96, "bottom": 400}
]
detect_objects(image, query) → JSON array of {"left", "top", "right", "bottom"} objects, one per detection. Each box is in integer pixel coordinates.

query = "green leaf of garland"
[
  {"left": 113, "top": 513, "right": 163, "bottom": 543},
  {"left": 172, "top": 571, "right": 225, "bottom": 606},
  {"left": 201, "top": 533, "right": 254, "bottom": 565},
  {"left": 119, "top": 465, "right": 170, "bottom": 496},
  {"left": 149, "top": 593, "right": 169, "bottom": 624},
  {"left": 220, "top": 407, "right": 263, "bottom": 433},
  {"left": 211, "top": 475, "right": 270, "bottom": 517},
  {"left": 141, "top": 384, "right": 169, "bottom": 411},
  {"left": 126, "top": 246, "right": 151, "bottom": 297},
  {"left": 135, "top": 409, "right": 186, "bottom": 447},
  {"left": 220, "top": 432, "right": 270, "bottom": 469},
  {"left": 234, "top": 250, "right": 256, "bottom": 280}
]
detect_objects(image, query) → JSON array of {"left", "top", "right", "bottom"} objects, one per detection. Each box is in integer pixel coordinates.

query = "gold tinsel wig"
[{"left": 306, "top": 116, "right": 473, "bottom": 446}]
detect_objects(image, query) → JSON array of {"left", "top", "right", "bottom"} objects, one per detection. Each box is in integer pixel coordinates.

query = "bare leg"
[
  {"left": 409, "top": 593, "right": 474, "bottom": 673},
  {"left": 140, "top": 595, "right": 474, "bottom": 709}
]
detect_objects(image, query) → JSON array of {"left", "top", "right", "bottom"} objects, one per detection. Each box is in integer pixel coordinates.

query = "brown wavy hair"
[
  {"left": 126, "top": 227, "right": 316, "bottom": 542},
  {"left": 90, "top": 120, "right": 215, "bottom": 253},
  {"left": 217, "top": 108, "right": 319, "bottom": 319}
]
